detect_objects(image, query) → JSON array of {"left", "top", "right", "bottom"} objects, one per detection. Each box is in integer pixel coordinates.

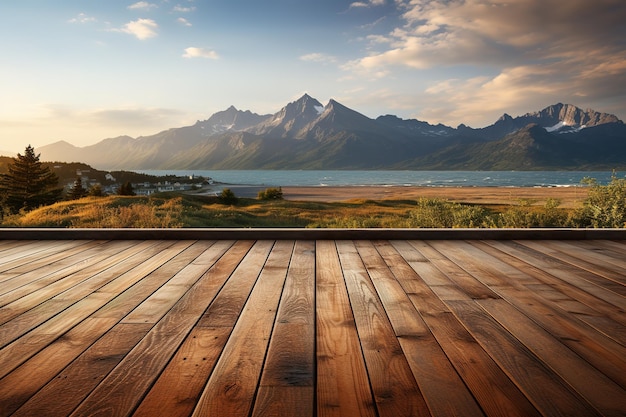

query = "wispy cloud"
[
  {"left": 41, "top": 104, "right": 187, "bottom": 128},
  {"left": 182, "top": 47, "right": 219, "bottom": 59},
  {"left": 173, "top": 4, "right": 196, "bottom": 13},
  {"left": 68, "top": 13, "right": 97, "bottom": 24},
  {"left": 299, "top": 53, "right": 337, "bottom": 64},
  {"left": 350, "top": 0, "right": 385, "bottom": 8},
  {"left": 114, "top": 18, "right": 159, "bottom": 40},
  {"left": 128, "top": 2, "right": 158, "bottom": 11},
  {"left": 177, "top": 17, "right": 192, "bottom": 27},
  {"left": 346, "top": 0, "right": 626, "bottom": 126}
]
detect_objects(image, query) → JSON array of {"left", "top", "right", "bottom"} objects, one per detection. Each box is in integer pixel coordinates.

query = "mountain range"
[{"left": 39, "top": 94, "right": 626, "bottom": 170}]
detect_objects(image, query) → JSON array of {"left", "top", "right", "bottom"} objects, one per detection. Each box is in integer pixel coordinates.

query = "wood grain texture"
[
  {"left": 316, "top": 240, "right": 377, "bottom": 417},
  {"left": 0, "top": 238, "right": 623, "bottom": 417},
  {"left": 337, "top": 240, "right": 430, "bottom": 417},
  {"left": 191, "top": 240, "right": 293, "bottom": 417},
  {"left": 253, "top": 240, "right": 316, "bottom": 417}
]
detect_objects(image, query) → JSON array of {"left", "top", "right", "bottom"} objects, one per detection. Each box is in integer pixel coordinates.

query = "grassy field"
[{"left": 0, "top": 191, "right": 585, "bottom": 228}]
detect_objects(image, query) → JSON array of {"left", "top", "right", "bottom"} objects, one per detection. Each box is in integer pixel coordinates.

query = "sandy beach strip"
[
  {"left": 202, "top": 184, "right": 590, "bottom": 207},
  {"left": 280, "top": 186, "right": 590, "bottom": 207}
]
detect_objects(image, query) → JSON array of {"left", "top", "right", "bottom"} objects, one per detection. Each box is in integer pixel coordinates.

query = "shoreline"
[{"left": 203, "top": 185, "right": 590, "bottom": 208}]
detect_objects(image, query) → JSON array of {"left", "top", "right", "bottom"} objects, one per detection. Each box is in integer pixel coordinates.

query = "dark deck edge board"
[{"left": 0, "top": 228, "right": 624, "bottom": 240}]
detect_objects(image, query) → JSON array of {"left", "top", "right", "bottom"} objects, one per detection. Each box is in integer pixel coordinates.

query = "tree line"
[{"left": 0, "top": 145, "right": 135, "bottom": 216}]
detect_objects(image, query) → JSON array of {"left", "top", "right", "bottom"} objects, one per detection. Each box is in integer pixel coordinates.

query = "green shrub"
[
  {"left": 407, "top": 198, "right": 490, "bottom": 228},
  {"left": 573, "top": 174, "right": 626, "bottom": 228},
  {"left": 495, "top": 197, "right": 569, "bottom": 228},
  {"left": 219, "top": 188, "right": 238, "bottom": 204},
  {"left": 257, "top": 186, "right": 283, "bottom": 200}
]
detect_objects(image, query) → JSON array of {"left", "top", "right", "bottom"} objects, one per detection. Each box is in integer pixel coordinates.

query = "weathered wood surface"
[{"left": 0, "top": 239, "right": 624, "bottom": 416}]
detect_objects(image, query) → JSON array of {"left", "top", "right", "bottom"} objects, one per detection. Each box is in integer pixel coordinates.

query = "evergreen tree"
[
  {"left": 88, "top": 184, "right": 105, "bottom": 197},
  {"left": 118, "top": 181, "right": 135, "bottom": 196},
  {"left": 68, "top": 176, "right": 87, "bottom": 200},
  {"left": 0, "top": 145, "right": 62, "bottom": 213}
]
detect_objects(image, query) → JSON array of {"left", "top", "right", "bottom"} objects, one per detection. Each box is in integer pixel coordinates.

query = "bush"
[
  {"left": 496, "top": 197, "right": 568, "bottom": 228},
  {"left": 407, "top": 198, "right": 489, "bottom": 228},
  {"left": 219, "top": 188, "right": 238, "bottom": 204},
  {"left": 257, "top": 186, "right": 283, "bottom": 200},
  {"left": 573, "top": 174, "right": 626, "bottom": 228}
]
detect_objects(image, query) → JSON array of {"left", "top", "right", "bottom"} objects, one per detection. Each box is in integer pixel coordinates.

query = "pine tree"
[
  {"left": 68, "top": 176, "right": 87, "bottom": 200},
  {"left": 0, "top": 145, "right": 62, "bottom": 213},
  {"left": 118, "top": 181, "right": 135, "bottom": 196}
]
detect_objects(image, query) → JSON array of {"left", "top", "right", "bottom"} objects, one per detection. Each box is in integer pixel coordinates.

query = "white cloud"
[
  {"left": 115, "top": 18, "right": 158, "bottom": 40},
  {"left": 182, "top": 47, "right": 219, "bottom": 59},
  {"left": 173, "top": 4, "right": 196, "bottom": 12},
  {"left": 299, "top": 53, "right": 337, "bottom": 64},
  {"left": 344, "top": 0, "right": 626, "bottom": 126},
  {"left": 350, "top": 0, "right": 385, "bottom": 8},
  {"left": 177, "top": 17, "right": 192, "bottom": 27},
  {"left": 68, "top": 13, "right": 96, "bottom": 24},
  {"left": 128, "top": 2, "right": 158, "bottom": 11}
]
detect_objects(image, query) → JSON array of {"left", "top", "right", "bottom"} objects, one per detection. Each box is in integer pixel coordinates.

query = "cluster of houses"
[{"left": 63, "top": 169, "right": 214, "bottom": 196}]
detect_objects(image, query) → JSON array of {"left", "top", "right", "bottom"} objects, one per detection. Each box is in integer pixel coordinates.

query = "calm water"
[{"left": 140, "top": 170, "right": 619, "bottom": 187}]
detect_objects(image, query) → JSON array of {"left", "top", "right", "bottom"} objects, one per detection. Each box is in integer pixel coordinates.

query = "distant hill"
[
  {"left": 0, "top": 157, "right": 200, "bottom": 188},
  {"left": 38, "top": 96, "right": 626, "bottom": 170}
]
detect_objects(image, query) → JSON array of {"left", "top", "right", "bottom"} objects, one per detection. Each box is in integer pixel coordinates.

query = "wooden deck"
[{"left": 0, "top": 237, "right": 624, "bottom": 416}]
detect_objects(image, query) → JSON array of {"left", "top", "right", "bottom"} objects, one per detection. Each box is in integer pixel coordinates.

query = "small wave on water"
[{"left": 139, "top": 170, "right": 618, "bottom": 188}]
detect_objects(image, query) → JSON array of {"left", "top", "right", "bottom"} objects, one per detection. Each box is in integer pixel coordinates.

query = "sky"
[{"left": 1, "top": 0, "right": 625, "bottom": 153}]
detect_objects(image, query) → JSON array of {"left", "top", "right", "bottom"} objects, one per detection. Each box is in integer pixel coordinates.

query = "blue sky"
[{"left": 1, "top": 0, "right": 625, "bottom": 153}]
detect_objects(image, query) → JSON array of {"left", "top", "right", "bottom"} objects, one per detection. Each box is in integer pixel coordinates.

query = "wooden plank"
[
  {"left": 517, "top": 240, "right": 626, "bottom": 295},
  {"left": 354, "top": 241, "right": 431, "bottom": 337},
  {"left": 131, "top": 240, "right": 265, "bottom": 417},
  {"left": 10, "top": 323, "right": 152, "bottom": 417},
  {"left": 0, "top": 240, "right": 65, "bottom": 269},
  {"left": 337, "top": 240, "right": 431, "bottom": 417},
  {"left": 315, "top": 240, "right": 377, "bottom": 417},
  {"left": 490, "top": 284, "right": 626, "bottom": 388},
  {"left": 0, "top": 240, "right": 22, "bottom": 254},
  {"left": 69, "top": 240, "right": 260, "bottom": 417},
  {"left": 432, "top": 241, "right": 626, "bottom": 388},
  {"left": 0, "top": 240, "right": 132, "bottom": 307},
  {"left": 191, "top": 241, "right": 293, "bottom": 417},
  {"left": 386, "top": 245, "right": 540, "bottom": 415},
  {"left": 120, "top": 241, "right": 232, "bottom": 324},
  {"left": 477, "top": 297, "right": 626, "bottom": 417},
  {"left": 194, "top": 240, "right": 276, "bottom": 328},
  {"left": 390, "top": 240, "right": 456, "bottom": 286},
  {"left": 482, "top": 240, "right": 626, "bottom": 324},
  {"left": 131, "top": 327, "right": 232, "bottom": 417},
  {"left": 0, "top": 317, "right": 119, "bottom": 417},
  {"left": 0, "top": 241, "right": 106, "bottom": 297},
  {"left": 252, "top": 240, "right": 316, "bottom": 417},
  {"left": 428, "top": 240, "right": 542, "bottom": 287},
  {"left": 406, "top": 240, "right": 500, "bottom": 300},
  {"left": 90, "top": 241, "right": 219, "bottom": 321},
  {"left": 553, "top": 240, "right": 626, "bottom": 277},
  {"left": 0, "top": 240, "right": 175, "bottom": 346},
  {"left": 447, "top": 300, "right": 602, "bottom": 416},
  {"left": 0, "top": 240, "right": 95, "bottom": 275},
  {"left": 0, "top": 241, "right": 190, "bottom": 378},
  {"left": 523, "top": 283, "right": 626, "bottom": 345},
  {"left": 408, "top": 298, "right": 542, "bottom": 417},
  {"left": 581, "top": 239, "right": 626, "bottom": 257},
  {"left": 0, "top": 240, "right": 157, "bottom": 324},
  {"left": 473, "top": 240, "right": 626, "bottom": 344},
  {"left": 361, "top": 240, "right": 485, "bottom": 417},
  {"left": 10, "top": 241, "right": 218, "bottom": 417}
]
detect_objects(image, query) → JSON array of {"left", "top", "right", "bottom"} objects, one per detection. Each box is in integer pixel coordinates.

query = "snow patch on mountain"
[{"left": 546, "top": 121, "right": 566, "bottom": 132}]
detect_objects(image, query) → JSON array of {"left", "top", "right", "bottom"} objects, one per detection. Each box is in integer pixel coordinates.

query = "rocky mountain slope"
[{"left": 39, "top": 95, "right": 625, "bottom": 170}]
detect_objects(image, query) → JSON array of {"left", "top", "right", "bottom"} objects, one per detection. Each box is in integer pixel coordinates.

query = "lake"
[{"left": 139, "top": 170, "right": 619, "bottom": 188}]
